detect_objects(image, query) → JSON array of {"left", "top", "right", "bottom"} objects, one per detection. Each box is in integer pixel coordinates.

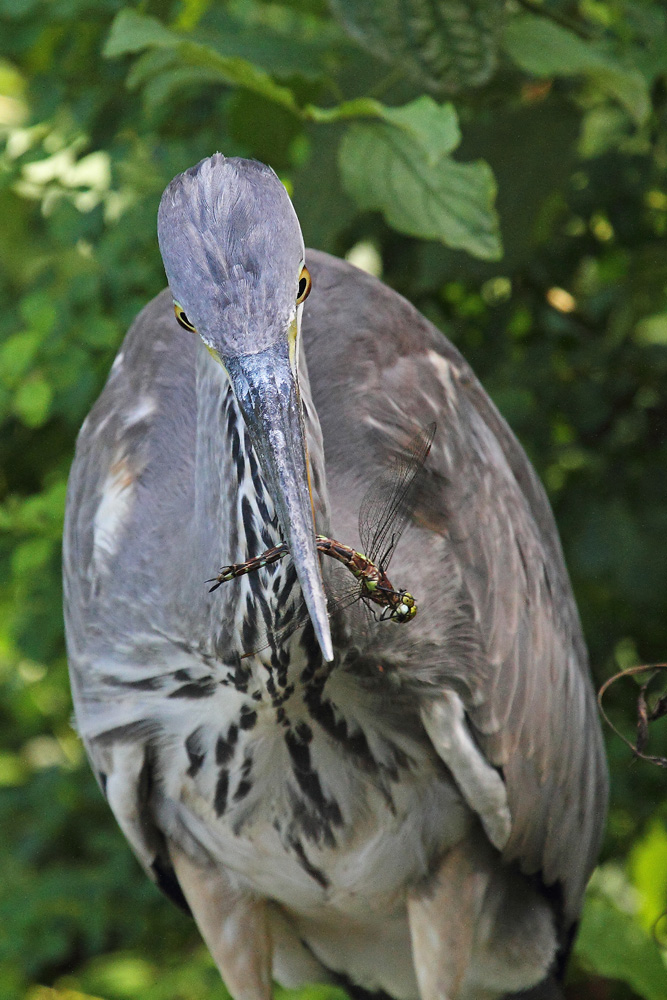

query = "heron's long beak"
[{"left": 224, "top": 340, "right": 334, "bottom": 662}]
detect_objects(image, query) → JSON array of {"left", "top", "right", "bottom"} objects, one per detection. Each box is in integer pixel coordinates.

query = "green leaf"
[
  {"left": 0, "top": 331, "right": 43, "bottom": 388},
  {"left": 339, "top": 116, "right": 501, "bottom": 260},
  {"left": 103, "top": 9, "right": 177, "bottom": 57},
  {"left": 104, "top": 10, "right": 298, "bottom": 113},
  {"left": 635, "top": 312, "right": 667, "bottom": 346},
  {"left": 11, "top": 537, "right": 54, "bottom": 576},
  {"left": 575, "top": 895, "right": 667, "bottom": 1000},
  {"left": 629, "top": 821, "right": 667, "bottom": 931},
  {"left": 12, "top": 374, "right": 52, "bottom": 427},
  {"left": 503, "top": 15, "right": 650, "bottom": 124},
  {"left": 307, "top": 96, "right": 460, "bottom": 165}
]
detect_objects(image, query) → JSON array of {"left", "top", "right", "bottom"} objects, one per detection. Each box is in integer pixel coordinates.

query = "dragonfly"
[{"left": 208, "top": 422, "right": 436, "bottom": 643}]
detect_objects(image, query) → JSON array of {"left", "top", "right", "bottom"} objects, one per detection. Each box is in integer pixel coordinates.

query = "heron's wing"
[
  {"left": 422, "top": 407, "right": 606, "bottom": 920},
  {"left": 63, "top": 289, "right": 203, "bottom": 913},
  {"left": 303, "top": 250, "right": 607, "bottom": 927}
]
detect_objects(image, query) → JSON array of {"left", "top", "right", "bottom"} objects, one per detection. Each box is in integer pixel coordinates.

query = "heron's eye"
[
  {"left": 174, "top": 302, "right": 196, "bottom": 332},
  {"left": 296, "top": 266, "right": 311, "bottom": 305}
]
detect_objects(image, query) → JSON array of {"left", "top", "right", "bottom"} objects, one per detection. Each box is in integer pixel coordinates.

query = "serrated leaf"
[
  {"left": 340, "top": 121, "right": 501, "bottom": 259},
  {"left": 575, "top": 895, "right": 667, "bottom": 1000},
  {"left": 329, "top": 0, "right": 504, "bottom": 94},
  {"left": 504, "top": 15, "right": 650, "bottom": 124}
]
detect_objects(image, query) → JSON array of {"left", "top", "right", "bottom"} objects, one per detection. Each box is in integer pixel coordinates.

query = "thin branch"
[{"left": 598, "top": 664, "right": 667, "bottom": 767}]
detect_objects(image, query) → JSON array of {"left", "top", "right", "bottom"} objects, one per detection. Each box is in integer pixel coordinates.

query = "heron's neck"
[{"left": 192, "top": 337, "right": 330, "bottom": 665}]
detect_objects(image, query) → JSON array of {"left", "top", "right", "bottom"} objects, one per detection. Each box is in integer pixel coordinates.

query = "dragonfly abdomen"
[{"left": 315, "top": 535, "right": 380, "bottom": 583}]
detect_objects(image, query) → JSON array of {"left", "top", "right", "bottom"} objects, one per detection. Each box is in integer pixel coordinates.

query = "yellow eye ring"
[
  {"left": 296, "top": 266, "right": 311, "bottom": 305},
  {"left": 174, "top": 302, "right": 196, "bottom": 332}
]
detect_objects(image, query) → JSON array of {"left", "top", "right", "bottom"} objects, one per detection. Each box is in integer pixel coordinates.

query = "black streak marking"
[
  {"left": 234, "top": 751, "right": 253, "bottom": 802},
  {"left": 285, "top": 729, "right": 311, "bottom": 772},
  {"left": 249, "top": 570, "right": 263, "bottom": 598},
  {"left": 185, "top": 728, "right": 206, "bottom": 777},
  {"left": 234, "top": 779, "right": 252, "bottom": 801},
  {"left": 239, "top": 706, "right": 258, "bottom": 730},
  {"left": 247, "top": 446, "right": 259, "bottom": 481},
  {"left": 255, "top": 488, "right": 271, "bottom": 525},
  {"left": 277, "top": 564, "right": 298, "bottom": 611},
  {"left": 234, "top": 655, "right": 251, "bottom": 693},
  {"left": 285, "top": 729, "right": 342, "bottom": 826},
  {"left": 112, "top": 675, "right": 163, "bottom": 691},
  {"left": 290, "top": 838, "right": 329, "bottom": 888},
  {"left": 304, "top": 682, "right": 387, "bottom": 777},
  {"left": 231, "top": 429, "right": 240, "bottom": 465},
  {"left": 216, "top": 723, "right": 239, "bottom": 765},
  {"left": 214, "top": 770, "right": 229, "bottom": 816},
  {"left": 241, "top": 495, "right": 258, "bottom": 552},
  {"left": 152, "top": 857, "right": 191, "bottom": 914},
  {"left": 169, "top": 679, "right": 216, "bottom": 699},
  {"left": 296, "top": 721, "right": 312, "bottom": 743}
]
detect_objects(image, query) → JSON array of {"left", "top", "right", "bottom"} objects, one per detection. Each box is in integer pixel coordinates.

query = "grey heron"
[{"left": 63, "top": 153, "right": 608, "bottom": 1000}]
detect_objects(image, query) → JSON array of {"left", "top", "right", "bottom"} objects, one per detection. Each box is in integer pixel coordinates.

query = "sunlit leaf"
[
  {"left": 12, "top": 374, "right": 53, "bottom": 427},
  {"left": 307, "top": 96, "right": 460, "bottom": 165},
  {"left": 340, "top": 118, "right": 501, "bottom": 259},
  {"left": 103, "top": 9, "right": 178, "bottom": 57},
  {"left": 635, "top": 312, "right": 667, "bottom": 345},
  {"left": 575, "top": 895, "right": 667, "bottom": 999},
  {"left": 629, "top": 821, "right": 667, "bottom": 932}
]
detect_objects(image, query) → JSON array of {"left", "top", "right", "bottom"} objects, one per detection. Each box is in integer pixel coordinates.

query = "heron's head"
[{"left": 157, "top": 154, "right": 332, "bottom": 662}]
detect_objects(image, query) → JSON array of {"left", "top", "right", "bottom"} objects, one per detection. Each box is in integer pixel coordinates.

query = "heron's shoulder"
[
  {"left": 64, "top": 288, "right": 198, "bottom": 610},
  {"left": 73, "top": 288, "right": 195, "bottom": 451}
]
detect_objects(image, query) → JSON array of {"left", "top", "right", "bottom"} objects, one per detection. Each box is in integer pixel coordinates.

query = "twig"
[{"left": 598, "top": 664, "right": 667, "bottom": 767}]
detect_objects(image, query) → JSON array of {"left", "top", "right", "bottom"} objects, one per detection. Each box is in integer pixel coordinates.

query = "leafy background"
[{"left": 1, "top": 0, "right": 667, "bottom": 998}]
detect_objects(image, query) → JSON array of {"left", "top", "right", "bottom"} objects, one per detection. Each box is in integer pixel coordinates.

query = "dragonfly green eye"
[{"left": 174, "top": 302, "right": 196, "bottom": 332}]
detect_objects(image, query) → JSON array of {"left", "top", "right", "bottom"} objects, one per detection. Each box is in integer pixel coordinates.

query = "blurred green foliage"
[{"left": 1, "top": 0, "right": 667, "bottom": 997}]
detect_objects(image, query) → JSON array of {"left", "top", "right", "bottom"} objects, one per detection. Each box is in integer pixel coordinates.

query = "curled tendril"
[{"left": 598, "top": 663, "right": 667, "bottom": 767}]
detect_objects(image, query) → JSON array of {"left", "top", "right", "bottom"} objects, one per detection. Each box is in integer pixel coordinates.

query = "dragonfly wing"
[{"left": 359, "top": 423, "right": 436, "bottom": 567}]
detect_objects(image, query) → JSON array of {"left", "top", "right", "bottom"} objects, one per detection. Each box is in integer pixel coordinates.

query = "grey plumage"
[{"left": 63, "top": 154, "right": 607, "bottom": 1000}]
